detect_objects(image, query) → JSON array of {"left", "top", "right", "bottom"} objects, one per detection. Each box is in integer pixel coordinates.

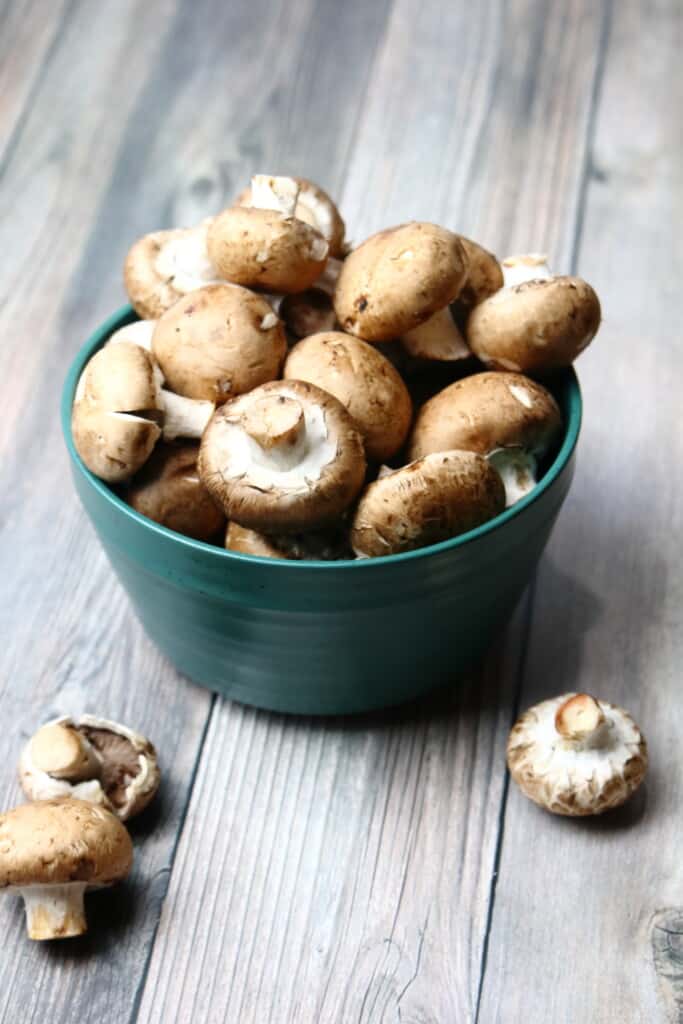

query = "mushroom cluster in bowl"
[{"left": 62, "top": 174, "right": 594, "bottom": 713}]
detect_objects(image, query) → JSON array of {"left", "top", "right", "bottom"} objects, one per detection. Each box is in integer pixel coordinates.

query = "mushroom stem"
[
  {"left": 401, "top": 306, "right": 471, "bottom": 361},
  {"left": 250, "top": 175, "right": 301, "bottom": 218},
  {"left": 486, "top": 447, "right": 537, "bottom": 506},
  {"left": 555, "top": 694, "right": 606, "bottom": 743},
  {"left": 22, "top": 884, "right": 88, "bottom": 940},
  {"left": 160, "top": 391, "right": 215, "bottom": 441},
  {"left": 502, "top": 253, "right": 552, "bottom": 288},
  {"left": 30, "top": 724, "right": 101, "bottom": 783},
  {"left": 242, "top": 396, "right": 305, "bottom": 453}
]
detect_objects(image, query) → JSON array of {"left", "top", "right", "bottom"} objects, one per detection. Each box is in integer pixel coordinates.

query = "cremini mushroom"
[
  {"left": 467, "top": 254, "right": 601, "bottom": 372},
  {"left": 225, "top": 521, "right": 353, "bottom": 560},
  {"left": 407, "top": 371, "right": 562, "bottom": 506},
  {"left": 72, "top": 341, "right": 214, "bottom": 482},
  {"left": 127, "top": 442, "right": 226, "bottom": 541},
  {"left": 19, "top": 716, "right": 161, "bottom": 822},
  {"left": 334, "top": 222, "right": 468, "bottom": 342},
  {"left": 507, "top": 693, "right": 648, "bottom": 816},
  {"left": 0, "top": 798, "right": 133, "bottom": 939},
  {"left": 124, "top": 220, "right": 222, "bottom": 319},
  {"left": 351, "top": 450, "right": 505, "bottom": 557},
  {"left": 199, "top": 380, "right": 366, "bottom": 532},
  {"left": 279, "top": 257, "right": 343, "bottom": 338},
  {"left": 207, "top": 175, "right": 329, "bottom": 293},
  {"left": 283, "top": 331, "right": 413, "bottom": 462},
  {"left": 152, "top": 283, "right": 286, "bottom": 403},
  {"left": 455, "top": 237, "right": 505, "bottom": 313},
  {"left": 237, "top": 177, "right": 346, "bottom": 258}
]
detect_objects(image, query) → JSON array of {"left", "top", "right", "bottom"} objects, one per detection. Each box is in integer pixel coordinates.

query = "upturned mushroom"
[
  {"left": 507, "top": 693, "right": 648, "bottom": 816},
  {"left": 72, "top": 341, "right": 215, "bottom": 482},
  {"left": 225, "top": 522, "right": 353, "bottom": 560},
  {"left": 236, "top": 176, "right": 346, "bottom": 258},
  {"left": 127, "top": 442, "right": 226, "bottom": 541},
  {"left": 152, "top": 283, "right": 286, "bottom": 403},
  {"left": 0, "top": 798, "right": 133, "bottom": 939},
  {"left": 467, "top": 253, "right": 601, "bottom": 372},
  {"left": 283, "top": 331, "right": 412, "bottom": 462},
  {"left": 351, "top": 450, "right": 505, "bottom": 557},
  {"left": 207, "top": 175, "right": 329, "bottom": 293},
  {"left": 199, "top": 380, "right": 366, "bottom": 532},
  {"left": 334, "top": 222, "right": 468, "bottom": 343},
  {"left": 407, "top": 372, "right": 562, "bottom": 506},
  {"left": 19, "top": 715, "right": 160, "bottom": 822},
  {"left": 124, "top": 220, "right": 222, "bottom": 320}
]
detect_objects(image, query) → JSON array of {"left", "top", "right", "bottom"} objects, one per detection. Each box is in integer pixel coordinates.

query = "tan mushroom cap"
[
  {"left": 207, "top": 207, "right": 328, "bottom": 293},
  {"left": 199, "top": 380, "right": 366, "bottom": 533},
  {"left": 237, "top": 177, "right": 346, "bottom": 258},
  {"left": 225, "top": 523, "right": 286, "bottom": 559},
  {"left": 467, "top": 276, "right": 601, "bottom": 373},
  {"left": 225, "top": 522, "right": 353, "bottom": 561},
  {"left": 408, "top": 371, "right": 561, "bottom": 461},
  {"left": 124, "top": 223, "right": 220, "bottom": 320},
  {"left": 127, "top": 442, "right": 225, "bottom": 541},
  {"left": 152, "top": 284, "right": 286, "bottom": 403},
  {"left": 283, "top": 331, "right": 413, "bottom": 462},
  {"left": 507, "top": 693, "right": 648, "bottom": 816},
  {"left": 455, "top": 236, "right": 504, "bottom": 312},
  {"left": 351, "top": 450, "right": 505, "bottom": 557},
  {"left": 334, "top": 223, "right": 469, "bottom": 342}
]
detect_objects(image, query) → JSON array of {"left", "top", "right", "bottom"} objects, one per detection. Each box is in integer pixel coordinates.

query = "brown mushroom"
[
  {"left": 124, "top": 221, "right": 221, "bottom": 320},
  {"left": 225, "top": 521, "right": 353, "bottom": 560},
  {"left": 236, "top": 176, "right": 346, "bottom": 258}
]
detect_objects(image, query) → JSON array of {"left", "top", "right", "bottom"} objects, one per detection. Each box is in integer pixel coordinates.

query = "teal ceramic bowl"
[{"left": 62, "top": 306, "right": 581, "bottom": 715}]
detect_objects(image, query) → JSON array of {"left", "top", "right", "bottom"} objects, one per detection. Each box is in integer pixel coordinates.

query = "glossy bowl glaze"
[{"left": 62, "top": 306, "right": 581, "bottom": 714}]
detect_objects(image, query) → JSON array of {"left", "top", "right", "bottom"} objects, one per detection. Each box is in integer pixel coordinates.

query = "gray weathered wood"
[
  {"left": 477, "top": 2, "right": 683, "bottom": 1021},
  {"left": 137, "top": 3, "right": 607, "bottom": 1021}
]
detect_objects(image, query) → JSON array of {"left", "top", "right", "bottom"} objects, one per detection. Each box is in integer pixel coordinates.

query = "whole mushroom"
[
  {"left": 507, "top": 693, "right": 648, "bottom": 816},
  {"left": 0, "top": 798, "right": 133, "bottom": 939},
  {"left": 407, "top": 371, "right": 562, "bottom": 506},
  {"left": 20, "top": 715, "right": 161, "bottom": 822},
  {"left": 351, "top": 450, "right": 505, "bottom": 557},
  {"left": 283, "top": 331, "right": 413, "bottom": 462},
  {"left": 236, "top": 176, "right": 346, "bottom": 258},
  {"left": 199, "top": 380, "right": 366, "bottom": 532}
]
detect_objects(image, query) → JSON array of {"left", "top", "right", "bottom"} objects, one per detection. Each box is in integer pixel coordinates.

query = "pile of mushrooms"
[{"left": 72, "top": 173, "right": 602, "bottom": 558}]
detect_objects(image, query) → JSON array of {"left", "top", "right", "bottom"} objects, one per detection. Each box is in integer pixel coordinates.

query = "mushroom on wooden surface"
[
  {"left": 0, "top": 798, "right": 133, "bottom": 939},
  {"left": 507, "top": 693, "right": 648, "bottom": 816},
  {"left": 199, "top": 380, "right": 366, "bottom": 533},
  {"left": 124, "top": 220, "right": 221, "bottom": 319},
  {"left": 236, "top": 177, "right": 346, "bottom": 258},
  {"left": 20, "top": 715, "right": 160, "bottom": 822},
  {"left": 407, "top": 371, "right": 562, "bottom": 506}
]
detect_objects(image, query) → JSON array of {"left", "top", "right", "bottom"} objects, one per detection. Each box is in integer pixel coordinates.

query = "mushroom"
[
  {"left": 207, "top": 175, "right": 329, "bottom": 293},
  {"left": 455, "top": 236, "right": 505, "bottom": 313},
  {"left": 407, "top": 372, "right": 562, "bottom": 506},
  {"left": 72, "top": 342, "right": 215, "bottom": 482},
  {"left": 279, "top": 257, "right": 344, "bottom": 338},
  {"left": 127, "top": 442, "right": 226, "bottom": 541},
  {"left": 124, "top": 220, "right": 222, "bottom": 320},
  {"left": 198, "top": 380, "right": 366, "bottom": 532},
  {"left": 283, "top": 331, "right": 413, "bottom": 462},
  {"left": 152, "top": 283, "right": 286, "bottom": 403},
  {"left": 350, "top": 450, "right": 505, "bottom": 557},
  {"left": 19, "top": 715, "right": 161, "bottom": 822},
  {"left": 236, "top": 177, "right": 346, "bottom": 258},
  {"left": 225, "top": 521, "right": 353, "bottom": 560},
  {"left": 0, "top": 798, "right": 133, "bottom": 939},
  {"left": 467, "top": 255, "right": 601, "bottom": 372},
  {"left": 400, "top": 305, "right": 471, "bottom": 362},
  {"left": 507, "top": 693, "right": 648, "bottom": 816},
  {"left": 334, "top": 222, "right": 469, "bottom": 342}
]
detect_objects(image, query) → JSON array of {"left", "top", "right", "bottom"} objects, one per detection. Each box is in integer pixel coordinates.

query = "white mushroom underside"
[
  {"left": 154, "top": 225, "right": 222, "bottom": 293},
  {"left": 107, "top": 320, "right": 156, "bottom": 351},
  {"left": 502, "top": 253, "right": 552, "bottom": 288},
  {"left": 487, "top": 448, "right": 537, "bottom": 507},
  {"left": 22, "top": 883, "right": 88, "bottom": 939}
]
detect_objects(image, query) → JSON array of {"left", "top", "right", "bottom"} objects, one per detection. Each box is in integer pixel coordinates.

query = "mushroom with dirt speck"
[{"left": 236, "top": 177, "right": 346, "bottom": 259}]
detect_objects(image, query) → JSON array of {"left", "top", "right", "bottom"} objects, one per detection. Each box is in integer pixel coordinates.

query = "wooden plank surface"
[{"left": 477, "top": 2, "right": 683, "bottom": 1022}]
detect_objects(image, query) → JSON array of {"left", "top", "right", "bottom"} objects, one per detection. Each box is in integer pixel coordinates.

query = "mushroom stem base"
[{"left": 22, "top": 884, "right": 87, "bottom": 940}]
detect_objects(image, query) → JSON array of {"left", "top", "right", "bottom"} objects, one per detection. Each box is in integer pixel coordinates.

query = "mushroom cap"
[
  {"left": 225, "top": 522, "right": 353, "bottom": 561},
  {"left": 351, "top": 450, "right": 505, "bottom": 557},
  {"left": 467, "top": 276, "right": 601, "bottom": 373},
  {"left": 334, "top": 223, "right": 469, "bottom": 342},
  {"left": 225, "top": 522, "right": 286, "bottom": 559},
  {"left": 283, "top": 331, "right": 413, "bottom": 462},
  {"left": 237, "top": 177, "right": 346, "bottom": 258},
  {"left": 127, "top": 442, "right": 225, "bottom": 541},
  {"left": 0, "top": 799, "right": 133, "bottom": 887},
  {"left": 507, "top": 693, "right": 648, "bottom": 816},
  {"left": 80, "top": 340, "right": 159, "bottom": 413},
  {"left": 408, "top": 371, "right": 562, "bottom": 462},
  {"left": 207, "top": 207, "right": 328, "bottom": 293},
  {"left": 152, "top": 284, "right": 286, "bottom": 403},
  {"left": 455, "top": 236, "right": 504, "bottom": 313},
  {"left": 198, "top": 380, "right": 367, "bottom": 533},
  {"left": 124, "top": 223, "right": 220, "bottom": 320}
]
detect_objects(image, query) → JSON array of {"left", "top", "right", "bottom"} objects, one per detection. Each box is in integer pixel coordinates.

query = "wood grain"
[
  {"left": 477, "top": 2, "right": 683, "bottom": 1022},
  {"left": 137, "top": 3, "right": 607, "bottom": 1021}
]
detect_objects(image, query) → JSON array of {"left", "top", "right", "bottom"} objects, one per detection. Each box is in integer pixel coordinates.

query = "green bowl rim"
[{"left": 62, "top": 305, "right": 582, "bottom": 571}]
